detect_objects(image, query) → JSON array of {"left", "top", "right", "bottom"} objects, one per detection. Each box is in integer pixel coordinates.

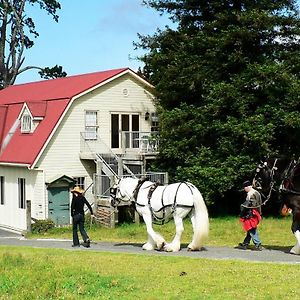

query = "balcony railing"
[
  {"left": 80, "top": 131, "right": 159, "bottom": 156},
  {"left": 122, "top": 131, "right": 159, "bottom": 154}
]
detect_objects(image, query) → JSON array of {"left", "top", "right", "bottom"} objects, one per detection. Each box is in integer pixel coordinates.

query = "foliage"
[
  {"left": 139, "top": 1, "right": 300, "bottom": 205},
  {"left": 31, "top": 218, "right": 55, "bottom": 233},
  {"left": 0, "top": 0, "right": 66, "bottom": 89}
]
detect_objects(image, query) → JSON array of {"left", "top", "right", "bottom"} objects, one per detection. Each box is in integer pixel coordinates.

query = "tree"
[
  {"left": 0, "top": 0, "right": 66, "bottom": 89},
  {"left": 138, "top": 1, "right": 300, "bottom": 208}
]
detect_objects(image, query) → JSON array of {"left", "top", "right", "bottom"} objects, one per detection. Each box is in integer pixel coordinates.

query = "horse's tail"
[{"left": 190, "top": 184, "right": 209, "bottom": 250}]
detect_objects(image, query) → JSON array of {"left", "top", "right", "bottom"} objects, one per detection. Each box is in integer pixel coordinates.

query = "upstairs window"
[
  {"left": 85, "top": 111, "right": 98, "bottom": 140},
  {"left": 21, "top": 113, "right": 32, "bottom": 133}
]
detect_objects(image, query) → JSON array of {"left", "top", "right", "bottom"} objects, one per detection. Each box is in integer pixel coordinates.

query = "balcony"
[
  {"left": 80, "top": 131, "right": 159, "bottom": 159},
  {"left": 122, "top": 131, "right": 159, "bottom": 155}
]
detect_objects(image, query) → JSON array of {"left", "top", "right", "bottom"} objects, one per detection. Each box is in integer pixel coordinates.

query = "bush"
[{"left": 31, "top": 219, "right": 55, "bottom": 233}]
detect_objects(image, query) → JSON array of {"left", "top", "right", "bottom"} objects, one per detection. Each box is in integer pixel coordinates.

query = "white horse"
[{"left": 111, "top": 177, "right": 209, "bottom": 252}]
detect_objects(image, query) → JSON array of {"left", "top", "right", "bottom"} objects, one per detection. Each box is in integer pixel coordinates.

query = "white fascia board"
[
  {"left": 0, "top": 162, "right": 30, "bottom": 168},
  {"left": 17, "top": 102, "right": 33, "bottom": 120},
  {"left": 30, "top": 69, "right": 154, "bottom": 169}
]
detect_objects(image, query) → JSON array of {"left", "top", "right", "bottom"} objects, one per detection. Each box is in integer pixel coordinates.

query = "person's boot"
[
  {"left": 254, "top": 244, "right": 264, "bottom": 251},
  {"left": 237, "top": 243, "right": 249, "bottom": 250},
  {"left": 83, "top": 239, "right": 90, "bottom": 248}
]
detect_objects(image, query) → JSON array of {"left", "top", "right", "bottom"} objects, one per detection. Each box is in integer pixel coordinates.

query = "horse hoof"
[{"left": 156, "top": 241, "right": 165, "bottom": 251}]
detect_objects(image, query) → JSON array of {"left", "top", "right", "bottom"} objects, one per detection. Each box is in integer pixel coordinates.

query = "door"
[
  {"left": 48, "top": 187, "right": 70, "bottom": 225},
  {"left": 111, "top": 113, "right": 139, "bottom": 148}
]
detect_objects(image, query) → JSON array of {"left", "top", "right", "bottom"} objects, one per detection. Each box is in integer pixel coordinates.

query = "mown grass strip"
[{"left": 0, "top": 247, "right": 299, "bottom": 299}]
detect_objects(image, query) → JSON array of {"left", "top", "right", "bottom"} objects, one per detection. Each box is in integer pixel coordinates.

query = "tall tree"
[
  {"left": 0, "top": 0, "right": 66, "bottom": 89},
  {"left": 139, "top": 0, "right": 300, "bottom": 207}
]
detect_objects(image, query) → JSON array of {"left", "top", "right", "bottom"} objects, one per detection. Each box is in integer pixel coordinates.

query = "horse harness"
[
  {"left": 133, "top": 178, "right": 195, "bottom": 224},
  {"left": 255, "top": 158, "right": 296, "bottom": 206},
  {"left": 280, "top": 162, "right": 300, "bottom": 196}
]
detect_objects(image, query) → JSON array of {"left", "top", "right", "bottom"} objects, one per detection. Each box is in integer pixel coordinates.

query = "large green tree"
[
  {"left": 139, "top": 0, "right": 300, "bottom": 206},
  {"left": 0, "top": 0, "right": 66, "bottom": 89}
]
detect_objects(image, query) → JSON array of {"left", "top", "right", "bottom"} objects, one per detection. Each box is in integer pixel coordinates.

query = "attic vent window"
[{"left": 21, "top": 114, "right": 32, "bottom": 133}]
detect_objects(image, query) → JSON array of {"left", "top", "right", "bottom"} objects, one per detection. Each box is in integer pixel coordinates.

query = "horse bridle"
[
  {"left": 253, "top": 159, "right": 278, "bottom": 206},
  {"left": 254, "top": 159, "right": 298, "bottom": 204},
  {"left": 110, "top": 178, "right": 143, "bottom": 207}
]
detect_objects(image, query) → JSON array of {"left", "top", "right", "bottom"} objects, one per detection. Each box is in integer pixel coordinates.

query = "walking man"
[
  {"left": 238, "top": 180, "right": 264, "bottom": 251},
  {"left": 71, "top": 186, "right": 94, "bottom": 248}
]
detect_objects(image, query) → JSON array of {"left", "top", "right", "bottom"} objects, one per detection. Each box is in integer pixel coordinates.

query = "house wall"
[
  {"left": 0, "top": 165, "right": 40, "bottom": 231},
  {"left": 35, "top": 74, "right": 155, "bottom": 218}
]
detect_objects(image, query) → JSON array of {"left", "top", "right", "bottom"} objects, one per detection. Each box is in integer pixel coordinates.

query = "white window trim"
[
  {"left": 85, "top": 110, "right": 98, "bottom": 140},
  {"left": 21, "top": 113, "right": 33, "bottom": 133}
]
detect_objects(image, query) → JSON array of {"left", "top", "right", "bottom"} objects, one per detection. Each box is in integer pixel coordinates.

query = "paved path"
[{"left": 0, "top": 229, "right": 300, "bottom": 264}]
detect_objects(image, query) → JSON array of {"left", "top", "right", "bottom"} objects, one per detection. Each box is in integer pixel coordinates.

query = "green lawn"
[
  {"left": 0, "top": 216, "right": 298, "bottom": 299},
  {"left": 30, "top": 216, "right": 296, "bottom": 248}
]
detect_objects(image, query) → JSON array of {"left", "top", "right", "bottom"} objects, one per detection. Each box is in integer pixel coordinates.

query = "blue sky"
[{"left": 16, "top": 0, "right": 174, "bottom": 84}]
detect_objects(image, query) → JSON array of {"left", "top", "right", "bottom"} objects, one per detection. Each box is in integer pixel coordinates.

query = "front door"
[{"left": 48, "top": 187, "right": 70, "bottom": 225}]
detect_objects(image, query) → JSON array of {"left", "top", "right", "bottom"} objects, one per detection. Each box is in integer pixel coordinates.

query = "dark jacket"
[{"left": 71, "top": 194, "right": 93, "bottom": 217}]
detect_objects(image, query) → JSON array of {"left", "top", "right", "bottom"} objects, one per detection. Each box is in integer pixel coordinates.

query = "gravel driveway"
[{"left": 1, "top": 228, "right": 300, "bottom": 264}]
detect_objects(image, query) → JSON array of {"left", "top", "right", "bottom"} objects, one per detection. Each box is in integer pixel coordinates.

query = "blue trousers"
[
  {"left": 243, "top": 227, "right": 261, "bottom": 246},
  {"left": 72, "top": 213, "right": 89, "bottom": 245}
]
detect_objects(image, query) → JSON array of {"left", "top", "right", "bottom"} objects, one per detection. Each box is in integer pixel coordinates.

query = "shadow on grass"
[
  {"left": 114, "top": 243, "right": 143, "bottom": 248},
  {"left": 113, "top": 242, "right": 208, "bottom": 252},
  {"left": 263, "top": 245, "right": 293, "bottom": 253}
]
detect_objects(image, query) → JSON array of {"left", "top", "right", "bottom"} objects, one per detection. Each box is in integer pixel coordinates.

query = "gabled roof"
[
  {"left": 0, "top": 68, "right": 128, "bottom": 105},
  {"left": 0, "top": 68, "right": 151, "bottom": 167}
]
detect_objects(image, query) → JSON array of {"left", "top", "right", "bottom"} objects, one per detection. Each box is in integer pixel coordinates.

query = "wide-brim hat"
[{"left": 71, "top": 186, "right": 84, "bottom": 194}]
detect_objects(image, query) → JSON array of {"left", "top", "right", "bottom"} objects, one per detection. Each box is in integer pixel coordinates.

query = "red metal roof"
[
  {"left": 0, "top": 68, "right": 128, "bottom": 104},
  {"left": 0, "top": 68, "right": 129, "bottom": 166}
]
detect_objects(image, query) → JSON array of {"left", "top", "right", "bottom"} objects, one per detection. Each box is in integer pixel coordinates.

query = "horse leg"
[
  {"left": 187, "top": 204, "right": 209, "bottom": 251},
  {"left": 140, "top": 208, "right": 165, "bottom": 251},
  {"left": 187, "top": 212, "right": 198, "bottom": 251},
  {"left": 290, "top": 230, "right": 300, "bottom": 255},
  {"left": 164, "top": 214, "right": 183, "bottom": 252}
]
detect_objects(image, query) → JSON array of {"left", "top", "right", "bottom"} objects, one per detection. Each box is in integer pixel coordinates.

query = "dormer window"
[{"left": 21, "top": 113, "right": 32, "bottom": 133}]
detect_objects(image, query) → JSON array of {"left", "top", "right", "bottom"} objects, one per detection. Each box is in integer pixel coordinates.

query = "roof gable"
[
  {"left": 0, "top": 68, "right": 129, "bottom": 105},
  {"left": 0, "top": 67, "right": 153, "bottom": 167}
]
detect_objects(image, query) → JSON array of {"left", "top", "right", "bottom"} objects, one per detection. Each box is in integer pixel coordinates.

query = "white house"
[{"left": 0, "top": 68, "right": 160, "bottom": 232}]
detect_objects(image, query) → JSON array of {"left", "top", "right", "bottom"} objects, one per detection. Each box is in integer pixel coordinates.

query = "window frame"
[
  {"left": 84, "top": 110, "right": 98, "bottom": 140},
  {"left": 73, "top": 177, "right": 85, "bottom": 190},
  {"left": 18, "top": 178, "right": 26, "bottom": 209},
  {"left": 21, "top": 113, "right": 32, "bottom": 133},
  {"left": 111, "top": 113, "right": 140, "bottom": 149},
  {"left": 0, "top": 176, "right": 4, "bottom": 205}
]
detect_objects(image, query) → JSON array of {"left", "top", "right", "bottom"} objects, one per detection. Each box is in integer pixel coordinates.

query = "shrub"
[{"left": 31, "top": 219, "right": 55, "bottom": 233}]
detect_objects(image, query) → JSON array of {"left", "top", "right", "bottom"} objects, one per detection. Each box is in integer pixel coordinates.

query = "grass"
[
  {"left": 1, "top": 216, "right": 299, "bottom": 299},
  {"left": 29, "top": 216, "right": 296, "bottom": 248},
  {"left": 0, "top": 245, "right": 300, "bottom": 299}
]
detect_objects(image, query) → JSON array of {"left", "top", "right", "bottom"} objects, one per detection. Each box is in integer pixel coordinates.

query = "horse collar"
[{"left": 133, "top": 177, "right": 149, "bottom": 201}]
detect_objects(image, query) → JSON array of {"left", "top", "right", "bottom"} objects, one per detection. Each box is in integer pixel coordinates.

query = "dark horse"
[{"left": 253, "top": 158, "right": 300, "bottom": 254}]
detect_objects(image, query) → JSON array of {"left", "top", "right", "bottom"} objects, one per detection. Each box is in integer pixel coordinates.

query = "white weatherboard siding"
[
  {"left": 0, "top": 73, "right": 156, "bottom": 231},
  {"left": 36, "top": 75, "right": 155, "bottom": 204},
  {"left": 32, "top": 170, "right": 46, "bottom": 220},
  {"left": 0, "top": 166, "right": 37, "bottom": 231}
]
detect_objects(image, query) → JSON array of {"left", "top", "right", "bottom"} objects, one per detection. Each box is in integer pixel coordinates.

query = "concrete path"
[{"left": 0, "top": 229, "right": 300, "bottom": 264}]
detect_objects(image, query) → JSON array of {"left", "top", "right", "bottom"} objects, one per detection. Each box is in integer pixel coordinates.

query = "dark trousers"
[{"left": 72, "top": 213, "right": 89, "bottom": 245}]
